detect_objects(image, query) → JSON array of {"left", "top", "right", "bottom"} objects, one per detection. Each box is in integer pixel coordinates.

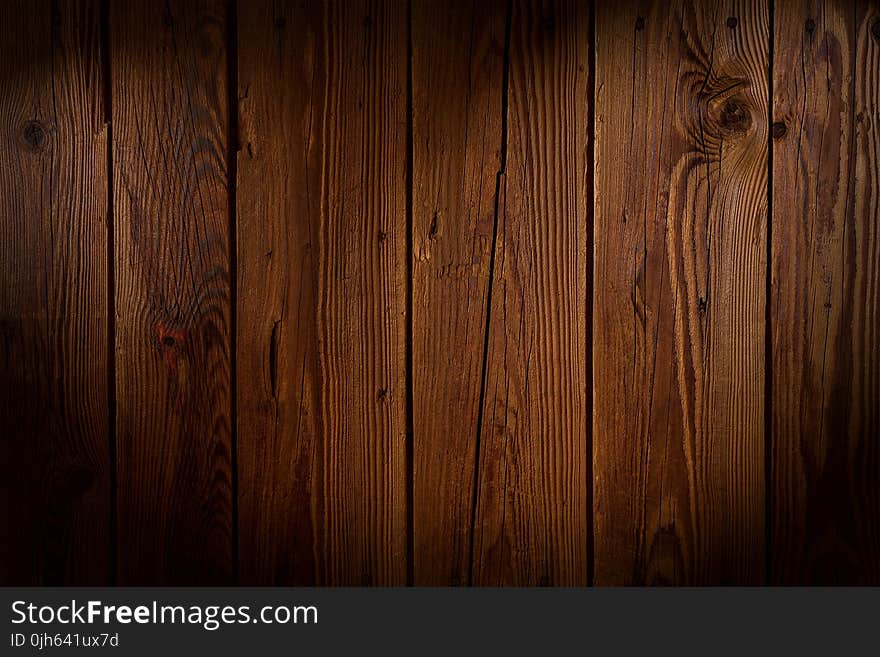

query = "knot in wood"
[
  {"left": 21, "top": 121, "right": 47, "bottom": 152},
  {"left": 771, "top": 121, "right": 787, "bottom": 139},
  {"left": 718, "top": 100, "right": 751, "bottom": 135},
  {"left": 805, "top": 18, "right": 816, "bottom": 34},
  {"left": 726, "top": 17, "right": 738, "bottom": 29}
]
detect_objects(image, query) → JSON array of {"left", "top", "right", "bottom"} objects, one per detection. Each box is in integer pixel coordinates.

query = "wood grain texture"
[
  {"left": 411, "top": 0, "right": 507, "bottom": 586},
  {"left": 0, "top": 0, "right": 110, "bottom": 585},
  {"left": 237, "top": 0, "right": 408, "bottom": 585},
  {"left": 112, "top": 0, "right": 234, "bottom": 584},
  {"left": 594, "top": 0, "right": 768, "bottom": 585},
  {"left": 771, "top": 0, "right": 880, "bottom": 584},
  {"left": 470, "top": 0, "right": 590, "bottom": 586},
  {"left": 236, "top": 0, "right": 323, "bottom": 586}
]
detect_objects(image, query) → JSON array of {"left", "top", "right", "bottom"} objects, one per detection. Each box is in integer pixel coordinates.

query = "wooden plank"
[
  {"left": 112, "top": 0, "right": 234, "bottom": 583},
  {"left": 411, "top": 0, "right": 508, "bottom": 585},
  {"left": 236, "top": 0, "right": 409, "bottom": 585},
  {"left": 235, "top": 0, "right": 322, "bottom": 585},
  {"left": 0, "top": 0, "right": 110, "bottom": 585},
  {"left": 470, "top": 0, "right": 590, "bottom": 586},
  {"left": 594, "top": 0, "right": 768, "bottom": 584},
  {"left": 771, "top": 0, "right": 880, "bottom": 584}
]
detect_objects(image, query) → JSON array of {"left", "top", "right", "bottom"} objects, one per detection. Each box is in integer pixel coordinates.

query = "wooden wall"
[{"left": 0, "top": 0, "right": 878, "bottom": 585}]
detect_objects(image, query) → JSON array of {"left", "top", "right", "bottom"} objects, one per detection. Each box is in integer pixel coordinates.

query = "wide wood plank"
[
  {"left": 470, "top": 0, "right": 590, "bottom": 586},
  {"left": 771, "top": 0, "right": 880, "bottom": 584},
  {"left": 411, "top": 0, "right": 508, "bottom": 586},
  {"left": 0, "top": 0, "right": 110, "bottom": 585},
  {"left": 112, "top": 0, "right": 234, "bottom": 584},
  {"left": 594, "top": 0, "right": 768, "bottom": 585},
  {"left": 237, "top": 0, "right": 408, "bottom": 585}
]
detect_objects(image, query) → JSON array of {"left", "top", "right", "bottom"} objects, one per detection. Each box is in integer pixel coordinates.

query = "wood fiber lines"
[{"left": 1, "top": 0, "right": 879, "bottom": 586}]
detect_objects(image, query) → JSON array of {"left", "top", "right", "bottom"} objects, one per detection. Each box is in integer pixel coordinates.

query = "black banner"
[{"left": 1, "top": 588, "right": 877, "bottom": 654}]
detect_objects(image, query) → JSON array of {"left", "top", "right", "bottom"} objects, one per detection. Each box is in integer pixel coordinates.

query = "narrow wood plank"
[
  {"left": 470, "top": 0, "right": 590, "bottom": 586},
  {"left": 594, "top": 0, "right": 768, "bottom": 584},
  {"left": 237, "top": 0, "right": 409, "bottom": 585},
  {"left": 0, "top": 0, "right": 110, "bottom": 585},
  {"left": 771, "top": 0, "right": 880, "bottom": 584},
  {"left": 236, "top": 0, "right": 322, "bottom": 585},
  {"left": 411, "top": 0, "right": 507, "bottom": 586},
  {"left": 112, "top": 0, "right": 234, "bottom": 583}
]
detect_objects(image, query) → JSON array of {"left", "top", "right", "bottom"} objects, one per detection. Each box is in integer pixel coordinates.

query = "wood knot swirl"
[
  {"left": 717, "top": 99, "right": 751, "bottom": 135},
  {"left": 20, "top": 121, "right": 48, "bottom": 152}
]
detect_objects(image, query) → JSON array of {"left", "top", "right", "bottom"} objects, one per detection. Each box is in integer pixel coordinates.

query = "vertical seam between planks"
[
  {"left": 467, "top": 0, "right": 513, "bottom": 587},
  {"left": 587, "top": 0, "right": 596, "bottom": 588},
  {"left": 101, "top": 0, "right": 117, "bottom": 586},
  {"left": 405, "top": 0, "right": 415, "bottom": 588},
  {"left": 226, "top": 0, "right": 240, "bottom": 585},
  {"left": 765, "top": 0, "right": 774, "bottom": 586}
]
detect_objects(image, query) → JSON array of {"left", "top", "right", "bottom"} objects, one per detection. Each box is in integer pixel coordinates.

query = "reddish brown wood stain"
[{"left": 0, "top": 0, "right": 878, "bottom": 586}]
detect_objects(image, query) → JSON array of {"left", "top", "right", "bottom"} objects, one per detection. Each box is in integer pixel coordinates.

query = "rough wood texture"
[
  {"left": 470, "top": 0, "right": 590, "bottom": 586},
  {"left": 771, "top": 0, "right": 880, "bottom": 584},
  {"left": 411, "top": 0, "right": 507, "bottom": 586},
  {"left": 594, "top": 0, "right": 769, "bottom": 585},
  {"left": 5, "top": 0, "right": 880, "bottom": 588},
  {"left": 237, "top": 0, "right": 408, "bottom": 585},
  {"left": 0, "top": 0, "right": 110, "bottom": 585},
  {"left": 236, "top": 0, "right": 322, "bottom": 586},
  {"left": 112, "top": 0, "right": 234, "bottom": 584}
]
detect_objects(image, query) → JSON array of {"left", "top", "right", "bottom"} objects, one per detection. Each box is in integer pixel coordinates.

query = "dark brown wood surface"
[
  {"left": 1, "top": 0, "right": 879, "bottom": 586},
  {"left": 470, "top": 0, "right": 590, "bottom": 586},
  {"left": 594, "top": 0, "right": 769, "bottom": 585},
  {"left": 411, "top": 0, "right": 507, "bottom": 586},
  {"left": 771, "top": 0, "right": 880, "bottom": 584},
  {"left": 111, "top": 0, "right": 234, "bottom": 584},
  {"left": 237, "top": 0, "right": 409, "bottom": 585},
  {"left": 0, "top": 0, "right": 111, "bottom": 585},
  {"left": 236, "top": 0, "right": 323, "bottom": 586}
]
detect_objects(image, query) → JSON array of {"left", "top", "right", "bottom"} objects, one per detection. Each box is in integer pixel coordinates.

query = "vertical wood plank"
[
  {"left": 236, "top": 0, "right": 323, "bottom": 586},
  {"left": 772, "top": 0, "right": 880, "bottom": 584},
  {"left": 470, "top": 0, "right": 590, "bottom": 586},
  {"left": 112, "top": 0, "right": 234, "bottom": 583},
  {"left": 594, "top": 0, "right": 768, "bottom": 584},
  {"left": 236, "top": 0, "right": 409, "bottom": 585},
  {"left": 411, "top": 0, "right": 507, "bottom": 585},
  {"left": 0, "top": 0, "right": 110, "bottom": 585}
]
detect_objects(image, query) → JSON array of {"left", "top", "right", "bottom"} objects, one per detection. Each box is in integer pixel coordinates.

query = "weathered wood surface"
[
  {"left": 112, "top": 0, "right": 234, "bottom": 584},
  {"left": 1, "top": 0, "right": 879, "bottom": 586},
  {"left": 237, "top": 0, "right": 409, "bottom": 585},
  {"left": 594, "top": 0, "right": 769, "bottom": 585},
  {"left": 0, "top": 0, "right": 111, "bottom": 585},
  {"left": 470, "top": 0, "right": 590, "bottom": 586},
  {"left": 411, "top": 0, "right": 508, "bottom": 586},
  {"left": 771, "top": 0, "right": 880, "bottom": 584}
]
